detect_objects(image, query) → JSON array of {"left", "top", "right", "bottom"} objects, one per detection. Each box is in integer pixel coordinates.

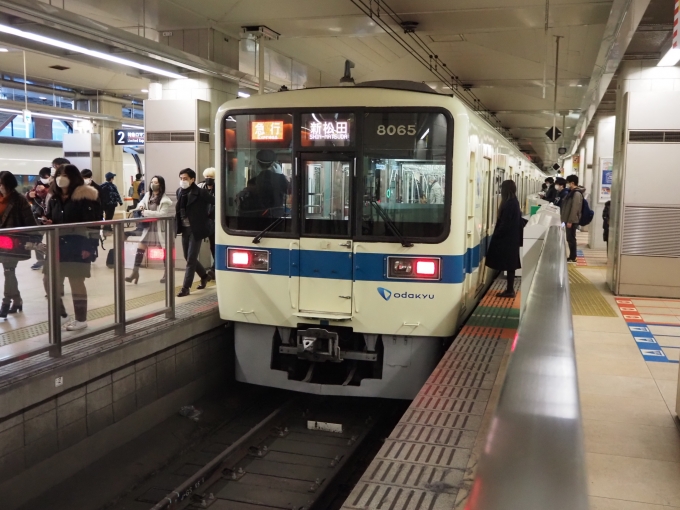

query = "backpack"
[
  {"left": 99, "top": 183, "right": 112, "bottom": 207},
  {"left": 579, "top": 192, "right": 594, "bottom": 226}
]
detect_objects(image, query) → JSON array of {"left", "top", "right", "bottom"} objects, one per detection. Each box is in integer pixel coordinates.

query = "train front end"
[{"left": 215, "top": 88, "right": 467, "bottom": 399}]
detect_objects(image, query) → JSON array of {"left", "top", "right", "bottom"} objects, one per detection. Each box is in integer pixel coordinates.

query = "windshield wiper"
[
  {"left": 253, "top": 216, "right": 288, "bottom": 244},
  {"left": 370, "top": 200, "right": 413, "bottom": 248}
]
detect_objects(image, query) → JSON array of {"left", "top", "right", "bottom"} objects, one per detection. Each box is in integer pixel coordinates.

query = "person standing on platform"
[
  {"left": 125, "top": 176, "right": 173, "bottom": 284},
  {"left": 43, "top": 164, "right": 100, "bottom": 331},
  {"left": 100, "top": 172, "right": 123, "bottom": 232},
  {"left": 198, "top": 167, "right": 216, "bottom": 277},
  {"left": 603, "top": 200, "right": 611, "bottom": 250},
  {"left": 561, "top": 174, "right": 584, "bottom": 263},
  {"left": 485, "top": 180, "right": 523, "bottom": 299},
  {"left": 553, "top": 177, "right": 569, "bottom": 209},
  {"left": 0, "top": 171, "right": 38, "bottom": 318},
  {"left": 51, "top": 157, "right": 70, "bottom": 177},
  {"left": 130, "top": 173, "right": 144, "bottom": 209},
  {"left": 541, "top": 177, "right": 556, "bottom": 203},
  {"left": 26, "top": 167, "right": 51, "bottom": 270},
  {"left": 175, "top": 168, "right": 214, "bottom": 298}
]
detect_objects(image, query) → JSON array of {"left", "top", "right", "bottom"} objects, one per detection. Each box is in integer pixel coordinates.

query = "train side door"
[
  {"left": 478, "top": 158, "right": 492, "bottom": 291},
  {"left": 298, "top": 153, "right": 353, "bottom": 317}
]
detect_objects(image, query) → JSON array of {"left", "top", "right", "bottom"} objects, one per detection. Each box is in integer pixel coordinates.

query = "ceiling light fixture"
[
  {"left": 237, "top": 91, "right": 250, "bottom": 98},
  {"left": 122, "top": 124, "right": 143, "bottom": 129},
  {"left": 141, "top": 89, "right": 148, "bottom": 92},
  {"left": 0, "top": 23, "right": 187, "bottom": 79},
  {"left": 658, "top": 47, "right": 680, "bottom": 67},
  {"left": 0, "top": 47, "right": 8, "bottom": 52}
]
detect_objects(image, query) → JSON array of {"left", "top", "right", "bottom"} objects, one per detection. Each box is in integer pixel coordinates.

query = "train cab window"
[
  {"left": 223, "top": 113, "right": 294, "bottom": 234},
  {"left": 360, "top": 111, "right": 451, "bottom": 240}
]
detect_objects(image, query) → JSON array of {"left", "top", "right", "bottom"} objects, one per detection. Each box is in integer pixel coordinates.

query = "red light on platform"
[
  {"left": 148, "top": 247, "right": 165, "bottom": 260},
  {"left": 415, "top": 260, "right": 436, "bottom": 276},
  {"left": 231, "top": 251, "right": 250, "bottom": 266},
  {"left": 0, "top": 236, "right": 13, "bottom": 250}
]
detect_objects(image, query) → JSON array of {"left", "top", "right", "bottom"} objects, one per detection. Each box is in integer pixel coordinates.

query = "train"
[{"left": 214, "top": 81, "right": 544, "bottom": 399}]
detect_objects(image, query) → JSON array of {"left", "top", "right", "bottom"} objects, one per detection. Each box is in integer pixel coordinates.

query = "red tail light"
[
  {"left": 0, "top": 236, "right": 14, "bottom": 250},
  {"left": 147, "top": 248, "right": 165, "bottom": 260},
  {"left": 415, "top": 260, "right": 436, "bottom": 276},
  {"left": 387, "top": 256, "right": 441, "bottom": 280},
  {"left": 227, "top": 248, "right": 269, "bottom": 272}
]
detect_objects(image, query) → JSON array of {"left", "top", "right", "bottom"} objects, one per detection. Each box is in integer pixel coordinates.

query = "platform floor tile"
[{"left": 341, "top": 278, "right": 519, "bottom": 510}]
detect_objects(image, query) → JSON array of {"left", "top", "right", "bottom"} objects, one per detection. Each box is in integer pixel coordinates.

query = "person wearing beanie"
[{"left": 198, "top": 168, "right": 216, "bottom": 276}]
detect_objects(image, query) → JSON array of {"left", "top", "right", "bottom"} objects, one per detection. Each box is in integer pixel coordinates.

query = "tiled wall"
[{"left": 0, "top": 328, "right": 230, "bottom": 484}]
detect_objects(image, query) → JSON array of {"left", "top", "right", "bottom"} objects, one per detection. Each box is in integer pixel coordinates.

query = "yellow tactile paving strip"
[{"left": 568, "top": 265, "right": 617, "bottom": 317}]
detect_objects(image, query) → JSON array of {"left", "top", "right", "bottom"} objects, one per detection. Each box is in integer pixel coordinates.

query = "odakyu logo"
[{"left": 377, "top": 287, "right": 434, "bottom": 301}]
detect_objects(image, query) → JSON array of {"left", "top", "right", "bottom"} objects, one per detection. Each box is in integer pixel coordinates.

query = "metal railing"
[
  {"left": 466, "top": 225, "right": 589, "bottom": 510},
  {"left": 0, "top": 216, "right": 177, "bottom": 366}
]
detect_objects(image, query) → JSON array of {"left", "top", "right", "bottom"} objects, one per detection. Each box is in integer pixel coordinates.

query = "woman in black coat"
[
  {"left": 485, "top": 180, "right": 523, "bottom": 298},
  {"left": 43, "top": 164, "right": 101, "bottom": 331},
  {"left": 0, "top": 171, "right": 38, "bottom": 318}
]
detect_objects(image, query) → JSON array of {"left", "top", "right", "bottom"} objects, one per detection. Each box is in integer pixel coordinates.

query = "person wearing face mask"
[
  {"left": 0, "top": 171, "right": 38, "bottom": 318},
  {"left": 175, "top": 168, "right": 214, "bottom": 297},
  {"left": 99, "top": 172, "right": 123, "bottom": 232},
  {"left": 125, "top": 175, "right": 173, "bottom": 284},
  {"left": 541, "top": 177, "right": 556, "bottom": 203},
  {"left": 26, "top": 167, "right": 52, "bottom": 270},
  {"left": 43, "top": 164, "right": 101, "bottom": 331},
  {"left": 80, "top": 169, "right": 104, "bottom": 221},
  {"left": 51, "top": 157, "right": 70, "bottom": 177},
  {"left": 552, "top": 177, "right": 569, "bottom": 209},
  {"left": 198, "top": 168, "right": 216, "bottom": 277},
  {"left": 560, "top": 174, "right": 585, "bottom": 263}
]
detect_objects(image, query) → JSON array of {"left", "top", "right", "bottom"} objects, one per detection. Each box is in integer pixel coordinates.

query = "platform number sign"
[{"left": 114, "top": 129, "right": 144, "bottom": 145}]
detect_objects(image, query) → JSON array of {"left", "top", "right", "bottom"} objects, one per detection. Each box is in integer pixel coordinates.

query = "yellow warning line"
[{"left": 568, "top": 266, "right": 618, "bottom": 317}]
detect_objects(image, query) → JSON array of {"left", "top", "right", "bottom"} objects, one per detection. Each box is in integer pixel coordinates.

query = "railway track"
[{"left": 143, "top": 393, "right": 403, "bottom": 510}]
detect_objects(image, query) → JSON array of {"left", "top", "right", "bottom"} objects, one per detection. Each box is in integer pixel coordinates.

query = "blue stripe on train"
[{"left": 216, "top": 242, "right": 492, "bottom": 285}]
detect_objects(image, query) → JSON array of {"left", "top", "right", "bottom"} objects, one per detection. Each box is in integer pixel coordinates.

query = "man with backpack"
[
  {"left": 561, "top": 174, "right": 593, "bottom": 263},
  {"left": 100, "top": 172, "right": 123, "bottom": 232}
]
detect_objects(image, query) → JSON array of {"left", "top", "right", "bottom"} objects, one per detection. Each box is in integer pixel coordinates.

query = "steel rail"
[
  {"left": 150, "top": 400, "right": 296, "bottom": 510},
  {"left": 466, "top": 225, "right": 589, "bottom": 510}
]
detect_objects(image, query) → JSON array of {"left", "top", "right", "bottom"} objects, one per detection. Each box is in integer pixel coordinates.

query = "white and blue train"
[{"left": 214, "top": 82, "right": 543, "bottom": 399}]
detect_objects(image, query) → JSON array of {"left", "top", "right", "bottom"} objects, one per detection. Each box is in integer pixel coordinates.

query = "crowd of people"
[{"left": 0, "top": 158, "right": 216, "bottom": 331}]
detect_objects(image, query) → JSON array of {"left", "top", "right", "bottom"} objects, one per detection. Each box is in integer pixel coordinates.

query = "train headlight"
[
  {"left": 227, "top": 248, "right": 270, "bottom": 272},
  {"left": 387, "top": 256, "right": 441, "bottom": 280}
]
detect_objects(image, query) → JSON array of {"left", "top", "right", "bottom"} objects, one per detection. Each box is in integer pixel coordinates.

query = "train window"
[
  {"left": 360, "top": 111, "right": 450, "bottom": 240},
  {"left": 223, "top": 113, "right": 294, "bottom": 234},
  {"left": 302, "top": 156, "right": 352, "bottom": 236}
]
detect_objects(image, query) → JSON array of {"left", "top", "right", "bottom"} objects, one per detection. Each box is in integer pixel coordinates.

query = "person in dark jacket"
[
  {"left": 198, "top": 167, "right": 216, "bottom": 277},
  {"left": 485, "top": 180, "right": 523, "bottom": 299},
  {"left": 176, "top": 168, "right": 215, "bottom": 297},
  {"left": 26, "top": 167, "right": 51, "bottom": 270},
  {"left": 81, "top": 168, "right": 104, "bottom": 223},
  {"left": 99, "top": 172, "right": 123, "bottom": 232},
  {"left": 0, "top": 171, "right": 38, "bottom": 318},
  {"left": 603, "top": 200, "right": 611, "bottom": 249},
  {"left": 43, "top": 164, "right": 101, "bottom": 331},
  {"left": 541, "top": 177, "right": 556, "bottom": 203},
  {"left": 553, "top": 177, "right": 569, "bottom": 209},
  {"left": 561, "top": 175, "right": 585, "bottom": 263}
]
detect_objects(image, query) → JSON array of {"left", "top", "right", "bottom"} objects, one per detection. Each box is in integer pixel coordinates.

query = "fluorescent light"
[
  {"left": 238, "top": 91, "right": 250, "bottom": 98},
  {"left": 420, "top": 128, "right": 430, "bottom": 140},
  {"left": 39, "top": 96, "right": 47, "bottom": 100},
  {"left": 0, "top": 48, "right": 8, "bottom": 52},
  {"left": 141, "top": 89, "right": 148, "bottom": 92},
  {"left": 0, "top": 23, "right": 187, "bottom": 79},
  {"left": 658, "top": 47, "right": 680, "bottom": 67},
  {"left": 122, "top": 124, "right": 143, "bottom": 129}
]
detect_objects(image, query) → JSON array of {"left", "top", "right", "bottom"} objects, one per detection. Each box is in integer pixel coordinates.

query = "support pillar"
[{"left": 589, "top": 116, "right": 615, "bottom": 250}]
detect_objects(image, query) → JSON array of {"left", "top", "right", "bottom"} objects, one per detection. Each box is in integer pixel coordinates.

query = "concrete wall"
[{"left": 0, "top": 326, "right": 232, "bottom": 509}]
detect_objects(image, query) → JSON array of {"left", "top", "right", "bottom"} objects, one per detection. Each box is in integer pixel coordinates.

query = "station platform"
[
  {"left": 0, "top": 250, "right": 226, "bottom": 510},
  {"left": 342, "top": 230, "right": 680, "bottom": 510}
]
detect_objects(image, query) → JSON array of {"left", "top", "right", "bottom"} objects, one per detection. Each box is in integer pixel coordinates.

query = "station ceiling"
[{"left": 0, "top": 0, "right": 674, "bottom": 169}]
